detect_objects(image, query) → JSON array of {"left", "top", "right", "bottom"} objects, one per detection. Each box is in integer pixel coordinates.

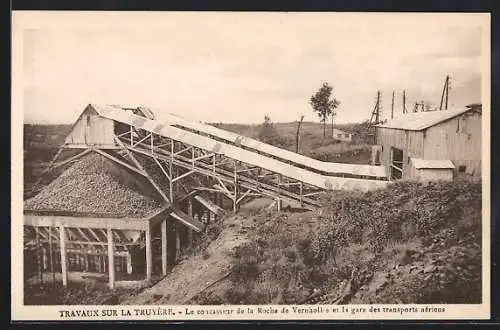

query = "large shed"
[{"left": 375, "top": 104, "right": 482, "bottom": 180}]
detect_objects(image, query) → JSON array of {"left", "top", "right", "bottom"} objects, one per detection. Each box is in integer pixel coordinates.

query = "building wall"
[
  {"left": 333, "top": 129, "right": 352, "bottom": 142},
  {"left": 418, "top": 168, "right": 454, "bottom": 181},
  {"left": 376, "top": 128, "right": 424, "bottom": 178},
  {"left": 423, "top": 111, "right": 482, "bottom": 177}
]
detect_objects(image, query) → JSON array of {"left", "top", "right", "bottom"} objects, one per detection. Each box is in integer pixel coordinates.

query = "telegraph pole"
[
  {"left": 375, "top": 91, "right": 381, "bottom": 124},
  {"left": 369, "top": 90, "right": 381, "bottom": 126},
  {"left": 402, "top": 90, "right": 406, "bottom": 114},
  {"left": 391, "top": 90, "right": 395, "bottom": 119},
  {"left": 439, "top": 75, "right": 450, "bottom": 110}
]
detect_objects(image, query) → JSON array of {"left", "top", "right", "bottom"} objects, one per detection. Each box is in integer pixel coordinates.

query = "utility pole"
[
  {"left": 391, "top": 90, "right": 395, "bottom": 119},
  {"left": 402, "top": 90, "right": 406, "bottom": 114},
  {"left": 439, "top": 75, "right": 450, "bottom": 110},
  {"left": 295, "top": 115, "right": 304, "bottom": 153},
  {"left": 369, "top": 90, "right": 381, "bottom": 126}
]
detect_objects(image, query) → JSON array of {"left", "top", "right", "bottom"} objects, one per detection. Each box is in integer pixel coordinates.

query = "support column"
[
  {"left": 126, "top": 252, "right": 133, "bottom": 274},
  {"left": 107, "top": 228, "right": 115, "bottom": 289},
  {"left": 299, "top": 182, "right": 303, "bottom": 208},
  {"left": 145, "top": 226, "right": 152, "bottom": 282},
  {"left": 175, "top": 228, "right": 181, "bottom": 262},
  {"left": 277, "top": 175, "right": 282, "bottom": 212},
  {"left": 49, "top": 227, "right": 55, "bottom": 283},
  {"left": 35, "top": 228, "right": 42, "bottom": 284},
  {"left": 161, "top": 218, "right": 168, "bottom": 276},
  {"left": 84, "top": 253, "right": 89, "bottom": 272},
  {"left": 169, "top": 139, "right": 174, "bottom": 203},
  {"left": 59, "top": 226, "right": 68, "bottom": 287},
  {"left": 187, "top": 199, "right": 193, "bottom": 247},
  {"left": 42, "top": 247, "right": 48, "bottom": 271},
  {"left": 233, "top": 160, "right": 239, "bottom": 213}
]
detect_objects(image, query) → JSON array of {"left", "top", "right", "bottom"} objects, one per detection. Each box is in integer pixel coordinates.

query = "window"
[
  {"left": 337, "top": 134, "right": 342, "bottom": 138},
  {"left": 86, "top": 115, "right": 91, "bottom": 126},
  {"left": 458, "top": 165, "right": 467, "bottom": 173}
]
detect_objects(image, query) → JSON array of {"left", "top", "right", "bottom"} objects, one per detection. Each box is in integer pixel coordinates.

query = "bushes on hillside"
[{"left": 228, "top": 179, "right": 482, "bottom": 304}]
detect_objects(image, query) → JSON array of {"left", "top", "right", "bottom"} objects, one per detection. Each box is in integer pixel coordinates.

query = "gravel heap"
[{"left": 24, "top": 153, "right": 164, "bottom": 218}]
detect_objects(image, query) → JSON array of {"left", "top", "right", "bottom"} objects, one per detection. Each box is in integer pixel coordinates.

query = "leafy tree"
[
  {"left": 258, "top": 115, "right": 280, "bottom": 145},
  {"left": 310, "top": 82, "right": 340, "bottom": 138}
]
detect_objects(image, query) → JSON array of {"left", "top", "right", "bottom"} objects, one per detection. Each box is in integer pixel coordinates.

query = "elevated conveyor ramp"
[
  {"left": 91, "top": 104, "right": 388, "bottom": 192},
  {"left": 112, "top": 105, "right": 386, "bottom": 179}
]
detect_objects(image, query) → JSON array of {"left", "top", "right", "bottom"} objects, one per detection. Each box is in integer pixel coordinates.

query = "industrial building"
[
  {"left": 24, "top": 103, "right": 389, "bottom": 289},
  {"left": 375, "top": 104, "right": 482, "bottom": 181}
]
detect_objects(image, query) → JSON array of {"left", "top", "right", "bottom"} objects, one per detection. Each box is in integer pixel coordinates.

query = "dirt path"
[{"left": 122, "top": 210, "right": 262, "bottom": 305}]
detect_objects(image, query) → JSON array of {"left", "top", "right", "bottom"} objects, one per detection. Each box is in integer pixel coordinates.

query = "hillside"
[{"left": 122, "top": 179, "right": 481, "bottom": 305}]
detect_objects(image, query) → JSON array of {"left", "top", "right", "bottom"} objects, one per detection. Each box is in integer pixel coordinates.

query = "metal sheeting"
[
  {"left": 91, "top": 104, "right": 388, "bottom": 192},
  {"left": 376, "top": 107, "right": 476, "bottom": 131},
  {"left": 107, "top": 105, "right": 385, "bottom": 178},
  {"left": 411, "top": 158, "right": 455, "bottom": 169}
]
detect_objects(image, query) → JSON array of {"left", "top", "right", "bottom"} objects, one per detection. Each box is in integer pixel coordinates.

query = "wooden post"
[
  {"left": 42, "top": 247, "right": 48, "bottom": 271},
  {"left": 169, "top": 140, "right": 174, "bottom": 203},
  {"left": 161, "top": 218, "right": 168, "bottom": 276},
  {"left": 299, "top": 182, "right": 303, "bottom": 208},
  {"left": 233, "top": 161, "right": 238, "bottom": 213},
  {"left": 35, "top": 229, "right": 41, "bottom": 284},
  {"left": 96, "top": 254, "right": 101, "bottom": 273},
  {"left": 402, "top": 90, "right": 406, "bottom": 114},
  {"left": 84, "top": 253, "right": 89, "bottom": 272},
  {"left": 145, "top": 226, "right": 152, "bottom": 282},
  {"left": 59, "top": 226, "right": 68, "bottom": 287},
  {"left": 49, "top": 227, "right": 55, "bottom": 283},
  {"left": 107, "top": 228, "right": 115, "bottom": 289},
  {"left": 296, "top": 115, "right": 304, "bottom": 153},
  {"left": 187, "top": 199, "right": 193, "bottom": 247},
  {"left": 126, "top": 252, "right": 133, "bottom": 274},
  {"left": 175, "top": 228, "right": 181, "bottom": 262},
  {"left": 391, "top": 90, "right": 395, "bottom": 119},
  {"left": 277, "top": 175, "right": 282, "bottom": 212},
  {"left": 445, "top": 75, "right": 449, "bottom": 110}
]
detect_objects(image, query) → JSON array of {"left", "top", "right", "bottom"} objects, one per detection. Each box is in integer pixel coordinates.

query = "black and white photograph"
[{"left": 12, "top": 11, "right": 491, "bottom": 320}]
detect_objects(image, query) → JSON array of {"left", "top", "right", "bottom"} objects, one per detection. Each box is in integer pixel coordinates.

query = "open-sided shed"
[{"left": 24, "top": 153, "right": 173, "bottom": 288}]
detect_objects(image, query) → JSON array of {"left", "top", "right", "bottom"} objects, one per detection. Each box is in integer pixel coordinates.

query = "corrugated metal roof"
[
  {"left": 411, "top": 158, "right": 456, "bottom": 169},
  {"left": 376, "top": 106, "right": 480, "bottom": 131}
]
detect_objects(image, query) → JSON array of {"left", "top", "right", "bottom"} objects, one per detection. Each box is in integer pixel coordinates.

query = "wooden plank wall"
[
  {"left": 65, "top": 110, "right": 115, "bottom": 147},
  {"left": 423, "top": 112, "right": 482, "bottom": 177},
  {"left": 376, "top": 128, "right": 424, "bottom": 179}
]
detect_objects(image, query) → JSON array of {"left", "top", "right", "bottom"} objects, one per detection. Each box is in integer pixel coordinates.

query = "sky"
[{"left": 17, "top": 12, "right": 486, "bottom": 125}]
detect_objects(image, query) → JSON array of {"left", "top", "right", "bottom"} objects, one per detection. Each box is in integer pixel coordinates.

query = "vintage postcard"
[{"left": 11, "top": 11, "right": 491, "bottom": 321}]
